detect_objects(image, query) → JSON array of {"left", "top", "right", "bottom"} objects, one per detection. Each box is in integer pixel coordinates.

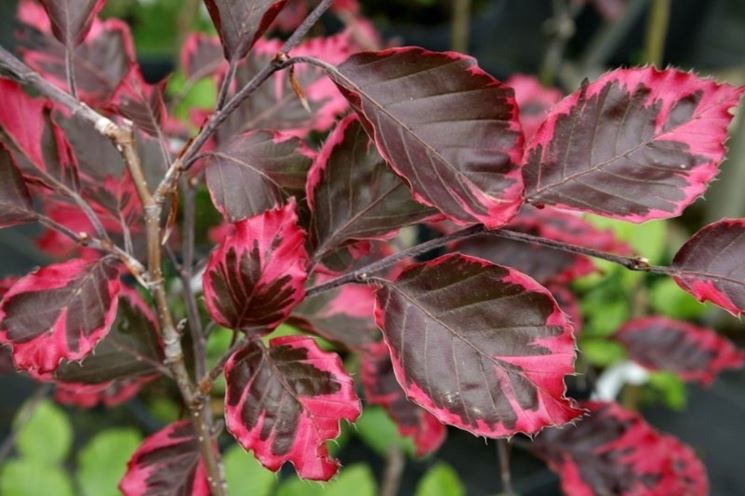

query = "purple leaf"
[
  {"left": 55, "top": 375, "right": 156, "bottom": 408},
  {"left": 374, "top": 253, "right": 581, "bottom": 437},
  {"left": 203, "top": 201, "right": 308, "bottom": 337},
  {"left": 224, "top": 336, "right": 361, "bottom": 480},
  {"left": 39, "top": 0, "right": 105, "bottom": 47},
  {"left": 524, "top": 67, "right": 744, "bottom": 221},
  {"left": 205, "top": 131, "right": 312, "bottom": 222},
  {"left": 307, "top": 115, "right": 436, "bottom": 260},
  {"left": 614, "top": 316, "right": 744, "bottom": 385},
  {"left": 179, "top": 33, "right": 224, "bottom": 80},
  {"left": 672, "top": 218, "right": 745, "bottom": 316},
  {"left": 111, "top": 71, "right": 168, "bottom": 138},
  {"left": 54, "top": 288, "right": 162, "bottom": 384},
  {"left": 0, "top": 143, "right": 36, "bottom": 229},
  {"left": 17, "top": 1, "right": 136, "bottom": 103},
  {"left": 506, "top": 74, "right": 562, "bottom": 142},
  {"left": 329, "top": 47, "right": 525, "bottom": 228},
  {"left": 361, "top": 342, "right": 446, "bottom": 456},
  {"left": 0, "top": 257, "right": 121, "bottom": 377},
  {"left": 204, "top": 0, "right": 288, "bottom": 62},
  {"left": 533, "top": 401, "right": 708, "bottom": 496},
  {"left": 119, "top": 421, "right": 210, "bottom": 496}
]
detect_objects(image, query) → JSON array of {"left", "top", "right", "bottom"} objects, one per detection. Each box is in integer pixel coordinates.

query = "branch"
[
  {"left": 380, "top": 446, "right": 405, "bottom": 496},
  {"left": 497, "top": 439, "right": 514, "bottom": 495},
  {"left": 451, "top": 0, "right": 472, "bottom": 53},
  {"left": 64, "top": 47, "right": 77, "bottom": 98},
  {"left": 643, "top": 0, "right": 671, "bottom": 66},
  {"left": 198, "top": 338, "right": 247, "bottom": 397}
]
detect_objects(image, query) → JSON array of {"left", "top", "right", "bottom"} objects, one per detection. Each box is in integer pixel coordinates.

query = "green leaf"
[
  {"left": 354, "top": 406, "right": 415, "bottom": 457},
  {"left": 223, "top": 446, "right": 276, "bottom": 496},
  {"left": 649, "top": 278, "right": 707, "bottom": 319},
  {"left": 580, "top": 338, "right": 627, "bottom": 367},
  {"left": 415, "top": 463, "right": 465, "bottom": 496},
  {"left": 77, "top": 428, "right": 142, "bottom": 496},
  {"left": 646, "top": 371, "right": 688, "bottom": 410},
  {"left": 276, "top": 464, "right": 376, "bottom": 496},
  {"left": 15, "top": 400, "right": 72, "bottom": 465},
  {"left": 0, "top": 459, "right": 74, "bottom": 496}
]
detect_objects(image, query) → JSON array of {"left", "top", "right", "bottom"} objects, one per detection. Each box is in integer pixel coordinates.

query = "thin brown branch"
[
  {"left": 497, "top": 439, "right": 514, "bottom": 496},
  {"left": 215, "top": 60, "right": 237, "bottom": 111},
  {"left": 198, "top": 338, "right": 247, "bottom": 397},
  {"left": 64, "top": 47, "right": 77, "bottom": 98},
  {"left": 380, "top": 446, "right": 405, "bottom": 496},
  {"left": 643, "top": 0, "right": 671, "bottom": 66},
  {"left": 451, "top": 0, "right": 472, "bottom": 53}
]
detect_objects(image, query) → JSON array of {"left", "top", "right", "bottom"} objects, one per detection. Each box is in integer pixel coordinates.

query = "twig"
[
  {"left": 643, "top": 0, "right": 671, "bottom": 66},
  {"left": 0, "top": 383, "right": 53, "bottom": 464},
  {"left": 497, "top": 439, "right": 514, "bottom": 495},
  {"left": 539, "top": 0, "right": 580, "bottom": 86},
  {"left": 451, "top": 0, "right": 472, "bottom": 53},
  {"left": 215, "top": 60, "right": 236, "bottom": 111},
  {"left": 380, "top": 446, "right": 405, "bottom": 496},
  {"left": 198, "top": 338, "right": 247, "bottom": 396}
]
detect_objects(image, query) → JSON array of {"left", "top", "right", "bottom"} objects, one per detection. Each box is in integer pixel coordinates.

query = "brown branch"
[
  {"left": 64, "top": 47, "right": 77, "bottom": 98},
  {"left": 497, "top": 439, "right": 514, "bottom": 495},
  {"left": 643, "top": 0, "right": 671, "bottom": 66},
  {"left": 451, "top": 0, "right": 472, "bottom": 53},
  {"left": 198, "top": 338, "right": 247, "bottom": 397},
  {"left": 380, "top": 446, "right": 406, "bottom": 496}
]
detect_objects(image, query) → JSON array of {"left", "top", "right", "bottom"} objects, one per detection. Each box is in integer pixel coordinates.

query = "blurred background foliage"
[{"left": 1, "top": 1, "right": 745, "bottom": 495}]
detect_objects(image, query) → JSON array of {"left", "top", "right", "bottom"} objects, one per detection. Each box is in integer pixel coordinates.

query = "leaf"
[
  {"left": 375, "top": 253, "right": 580, "bottom": 437},
  {"left": 203, "top": 201, "right": 308, "bottom": 337},
  {"left": 224, "top": 336, "right": 361, "bottom": 480},
  {"left": 53, "top": 287, "right": 162, "bottom": 384},
  {"left": 180, "top": 33, "right": 224, "bottom": 80},
  {"left": 328, "top": 47, "right": 524, "bottom": 228},
  {"left": 415, "top": 463, "right": 466, "bottom": 496},
  {"left": 672, "top": 218, "right": 745, "bottom": 316},
  {"left": 288, "top": 283, "right": 379, "bottom": 351},
  {"left": 307, "top": 115, "right": 436, "bottom": 259},
  {"left": 215, "top": 33, "right": 352, "bottom": 140},
  {"left": 0, "top": 78, "right": 47, "bottom": 169},
  {"left": 276, "top": 464, "right": 376, "bottom": 496},
  {"left": 205, "top": 131, "right": 312, "bottom": 222},
  {"left": 361, "top": 342, "right": 446, "bottom": 456},
  {"left": 0, "top": 257, "right": 121, "bottom": 377},
  {"left": 17, "top": 1, "right": 136, "bottom": 103},
  {"left": 204, "top": 0, "right": 288, "bottom": 62},
  {"left": 54, "top": 377, "right": 155, "bottom": 408},
  {"left": 39, "top": 0, "right": 105, "bottom": 47},
  {"left": 532, "top": 401, "right": 708, "bottom": 496},
  {"left": 506, "top": 74, "right": 562, "bottom": 142},
  {"left": 119, "top": 421, "right": 210, "bottom": 496},
  {"left": 111, "top": 71, "right": 168, "bottom": 138},
  {"left": 548, "top": 283, "right": 582, "bottom": 336},
  {"left": 523, "top": 67, "right": 744, "bottom": 221},
  {"left": 614, "top": 316, "right": 744, "bottom": 385},
  {"left": 15, "top": 399, "right": 73, "bottom": 464},
  {"left": 223, "top": 446, "right": 276, "bottom": 496},
  {"left": 0, "top": 143, "right": 36, "bottom": 228},
  {"left": 455, "top": 206, "right": 627, "bottom": 284},
  {"left": 77, "top": 428, "right": 143, "bottom": 496},
  {"left": 0, "top": 460, "right": 74, "bottom": 496}
]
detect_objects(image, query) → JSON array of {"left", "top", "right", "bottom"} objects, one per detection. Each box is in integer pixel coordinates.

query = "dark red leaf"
[
  {"left": 204, "top": 0, "right": 288, "bottom": 62},
  {"left": 179, "top": 33, "right": 224, "bottom": 80},
  {"left": 205, "top": 131, "right": 312, "bottom": 221},
  {"left": 39, "top": 0, "right": 105, "bottom": 47},
  {"left": 672, "top": 218, "right": 745, "bottom": 316},
  {"left": 119, "top": 421, "right": 210, "bottom": 496},
  {"left": 506, "top": 74, "right": 561, "bottom": 142},
  {"left": 0, "top": 143, "right": 36, "bottom": 228},
  {"left": 288, "top": 283, "right": 379, "bottom": 351},
  {"left": 614, "top": 316, "right": 744, "bottom": 384},
  {"left": 375, "top": 253, "right": 580, "bottom": 437},
  {"left": 361, "top": 342, "right": 446, "bottom": 456},
  {"left": 111, "top": 71, "right": 168, "bottom": 138},
  {"left": 548, "top": 284, "right": 583, "bottom": 336},
  {"left": 532, "top": 401, "right": 708, "bottom": 496},
  {"left": 455, "top": 206, "right": 627, "bottom": 284},
  {"left": 225, "top": 336, "right": 360, "bottom": 480},
  {"left": 329, "top": 47, "right": 524, "bottom": 228},
  {"left": 54, "top": 288, "right": 162, "bottom": 384},
  {"left": 54, "top": 375, "right": 155, "bottom": 408},
  {"left": 216, "top": 33, "right": 353, "bottom": 140},
  {"left": 17, "top": 1, "right": 136, "bottom": 103},
  {"left": 307, "top": 115, "right": 436, "bottom": 260},
  {"left": 0, "top": 257, "right": 121, "bottom": 377},
  {"left": 203, "top": 201, "right": 308, "bottom": 336},
  {"left": 524, "top": 67, "right": 744, "bottom": 221},
  {"left": 0, "top": 78, "right": 47, "bottom": 170}
]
